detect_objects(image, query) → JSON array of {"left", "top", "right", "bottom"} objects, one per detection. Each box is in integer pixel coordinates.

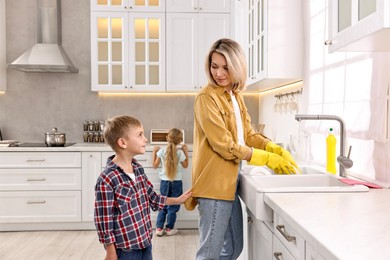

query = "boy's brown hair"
[{"left": 103, "top": 115, "right": 141, "bottom": 152}]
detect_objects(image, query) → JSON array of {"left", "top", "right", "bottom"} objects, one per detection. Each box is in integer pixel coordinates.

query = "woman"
[{"left": 185, "top": 38, "right": 299, "bottom": 259}]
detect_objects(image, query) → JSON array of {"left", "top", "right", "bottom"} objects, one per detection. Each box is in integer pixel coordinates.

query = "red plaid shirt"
[{"left": 94, "top": 155, "right": 167, "bottom": 249}]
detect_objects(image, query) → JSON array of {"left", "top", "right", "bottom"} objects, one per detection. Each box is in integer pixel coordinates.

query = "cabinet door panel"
[
  {"left": 0, "top": 169, "right": 81, "bottom": 190},
  {"left": 82, "top": 152, "right": 102, "bottom": 222},
  {"left": 91, "top": 12, "right": 129, "bottom": 91},
  {"left": 0, "top": 152, "right": 81, "bottom": 168},
  {"left": 198, "top": 14, "right": 230, "bottom": 88},
  {"left": 0, "top": 191, "right": 81, "bottom": 223},
  {"left": 273, "top": 234, "right": 295, "bottom": 260},
  {"left": 166, "top": 13, "right": 198, "bottom": 91},
  {"left": 129, "top": 13, "right": 165, "bottom": 91},
  {"left": 91, "top": 0, "right": 129, "bottom": 12}
]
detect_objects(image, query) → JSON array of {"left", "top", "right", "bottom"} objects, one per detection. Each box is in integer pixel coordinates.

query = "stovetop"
[{"left": 9, "top": 143, "right": 76, "bottom": 147}]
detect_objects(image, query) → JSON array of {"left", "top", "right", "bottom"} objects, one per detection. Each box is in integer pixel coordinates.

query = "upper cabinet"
[
  {"left": 166, "top": 0, "right": 230, "bottom": 13},
  {"left": 0, "top": 0, "right": 6, "bottom": 92},
  {"left": 91, "top": 3, "right": 165, "bottom": 92},
  {"left": 91, "top": 0, "right": 232, "bottom": 92},
  {"left": 165, "top": 0, "right": 230, "bottom": 92},
  {"left": 237, "top": 0, "right": 303, "bottom": 92},
  {"left": 166, "top": 12, "right": 230, "bottom": 92},
  {"left": 91, "top": 0, "right": 165, "bottom": 12},
  {"left": 327, "top": 0, "right": 390, "bottom": 52}
]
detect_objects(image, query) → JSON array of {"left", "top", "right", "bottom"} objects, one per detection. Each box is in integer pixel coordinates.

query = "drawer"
[
  {"left": 0, "top": 191, "right": 81, "bottom": 223},
  {"left": 273, "top": 213, "right": 305, "bottom": 259},
  {"left": 273, "top": 234, "right": 295, "bottom": 260},
  {"left": 0, "top": 169, "right": 81, "bottom": 190},
  {"left": 0, "top": 152, "right": 81, "bottom": 168},
  {"left": 101, "top": 152, "right": 153, "bottom": 168}
]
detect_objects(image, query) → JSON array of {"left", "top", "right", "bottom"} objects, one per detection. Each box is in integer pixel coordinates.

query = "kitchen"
[{"left": 1, "top": 0, "right": 390, "bottom": 259}]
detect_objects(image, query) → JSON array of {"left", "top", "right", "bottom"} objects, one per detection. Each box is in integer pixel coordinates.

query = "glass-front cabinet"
[
  {"left": 91, "top": 7, "right": 165, "bottom": 91},
  {"left": 247, "top": 0, "right": 265, "bottom": 86},
  {"left": 91, "top": 0, "right": 165, "bottom": 12},
  {"left": 328, "top": 0, "right": 390, "bottom": 52},
  {"left": 238, "top": 0, "right": 303, "bottom": 92}
]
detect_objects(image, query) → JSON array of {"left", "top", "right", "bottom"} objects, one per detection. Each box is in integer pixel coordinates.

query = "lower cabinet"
[
  {"left": 0, "top": 149, "right": 197, "bottom": 231},
  {"left": 246, "top": 210, "right": 273, "bottom": 260},
  {"left": 246, "top": 209, "right": 327, "bottom": 260},
  {"left": 81, "top": 152, "right": 102, "bottom": 222},
  {"left": 0, "top": 152, "right": 82, "bottom": 226}
]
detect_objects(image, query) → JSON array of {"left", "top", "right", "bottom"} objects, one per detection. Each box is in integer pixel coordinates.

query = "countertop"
[
  {"left": 264, "top": 189, "right": 390, "bottom": 260},
  {"left": 0, "top": 143, "right": 193, "bottom": 152}
]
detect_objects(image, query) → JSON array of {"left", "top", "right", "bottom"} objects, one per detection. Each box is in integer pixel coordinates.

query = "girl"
[{"left": 152, "top": 128, "right": 189, "bottom": 236}]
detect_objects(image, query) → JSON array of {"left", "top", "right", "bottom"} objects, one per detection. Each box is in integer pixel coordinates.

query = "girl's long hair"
[{"left": 165, "top": 128, "right": 183, "bottom": 180}]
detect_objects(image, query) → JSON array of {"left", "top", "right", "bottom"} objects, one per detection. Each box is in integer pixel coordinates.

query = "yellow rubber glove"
[
  {"left": 249, "top": 148, "right": 297, "bottom": 174},
  {"left": 266, "top": 142, "right": 301, "bottom": 173}
]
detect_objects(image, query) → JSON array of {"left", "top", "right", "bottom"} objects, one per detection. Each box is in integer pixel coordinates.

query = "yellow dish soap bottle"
[{"left": 326, "top": 128, "right": 337, "bottom": 174}]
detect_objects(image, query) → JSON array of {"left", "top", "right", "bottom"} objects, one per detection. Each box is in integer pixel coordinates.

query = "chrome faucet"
[{"left": 294, "top": 114, "right": 353, "bottom": 177}]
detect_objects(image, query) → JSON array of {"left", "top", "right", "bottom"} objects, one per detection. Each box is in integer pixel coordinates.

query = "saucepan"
[{"left": 45, "top": 127, "right": 66, "bottom": 146}]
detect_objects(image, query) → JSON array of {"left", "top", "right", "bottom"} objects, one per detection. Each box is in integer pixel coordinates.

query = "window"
[{"left": 301, "top": 0, "right": 390, "bottom": 186}]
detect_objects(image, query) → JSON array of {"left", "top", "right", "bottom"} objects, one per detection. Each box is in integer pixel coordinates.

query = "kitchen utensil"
[{"left": 45, "top": 127, "right": 66, "bottom": 147}]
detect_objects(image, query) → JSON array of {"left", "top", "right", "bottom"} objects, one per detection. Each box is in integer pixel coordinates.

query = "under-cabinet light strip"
[{"left": 257, "top": 81, "right": 303, "bottom": 95}]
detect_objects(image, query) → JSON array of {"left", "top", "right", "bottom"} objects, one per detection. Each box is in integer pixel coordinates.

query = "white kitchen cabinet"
[
  {"left": 273, "top": 213, "right": 305, "bottom": 259},
  {"left": 91, "top": 11, "right": 165, "bottom": 92},
  {"left": 244, "top": 207, "right": 310, "bottom": 259},
  {"left": 239, "top": 0, "right": 303, "bottom": 92},
  {"left": 0, "top": 152, "right": 82, "bottom": 224},
  {"left": 327, "top": 0, "right": 390, "bottom": 52},
  {"left": 81, "top": 152, "right": 102, "bottom": 222},
  {"left": 166, "top": 13, "right": 230, "bottom": 91},
  {"left": 306, "top": 242, "right": 326, "bottom": 260},
  {"left": 91, "top": 0, "right": 165, "bottom": 12},
  {"left": 273, "top": 234, "right": 296, "bottom": 260},
  {"left": 246, "top": 210, "right": 273, "bottom": 260},
  {"left": 166, "top": 0, "right": 230, "bottom": 13},
  {"left": 0, "top": 0, "right": 6, "bottom": 92}
]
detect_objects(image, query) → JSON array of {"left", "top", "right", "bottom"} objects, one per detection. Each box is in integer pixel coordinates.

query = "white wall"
[{"left": 258, "top": 83, "right": 303, "bottom": 153}]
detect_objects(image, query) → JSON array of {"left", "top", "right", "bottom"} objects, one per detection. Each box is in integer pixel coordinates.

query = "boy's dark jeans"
[{"left": 116, "top": 245, "right": 152, "bottom": 260}]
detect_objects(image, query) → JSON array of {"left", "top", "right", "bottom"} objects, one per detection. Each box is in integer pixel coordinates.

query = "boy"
[{"left": 94, "top": 115, "right": 192, "bottom": 260}]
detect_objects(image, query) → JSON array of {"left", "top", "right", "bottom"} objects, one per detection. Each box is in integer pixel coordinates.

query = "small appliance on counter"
[{"left": 150, "top": 129, "right": 185, "bottom": 145}]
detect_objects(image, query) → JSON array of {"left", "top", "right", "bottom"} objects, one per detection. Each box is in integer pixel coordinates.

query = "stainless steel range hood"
[{"left": 8, "top": 0, "right": 78, "bottom": 73}]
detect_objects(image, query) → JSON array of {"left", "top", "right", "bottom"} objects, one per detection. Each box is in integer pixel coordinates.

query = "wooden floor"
[{"left": 0, "top": 229, "right": 199, "bottom": 260}]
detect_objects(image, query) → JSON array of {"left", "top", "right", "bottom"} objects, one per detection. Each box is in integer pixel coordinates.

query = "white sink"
[{"left": 239, "top": 165, "right": 369, "bottom": 221}]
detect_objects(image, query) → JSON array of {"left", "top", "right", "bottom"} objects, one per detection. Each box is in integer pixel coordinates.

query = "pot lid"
[{"left": 46, "top": 127, "right": 64, "bottom": 135}]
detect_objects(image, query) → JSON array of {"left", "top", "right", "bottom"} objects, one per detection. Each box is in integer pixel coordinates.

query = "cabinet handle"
[
  {"left": 324, "top": 40, "right": 332, "bottom": 45},
  {"left": 273, "top": 252, "right": 282, "bottom": 260},
  {"left": 27, "top": 178, "right": 46, "bottom": 182},
  {"left": 27, "top": 200, "right": 46, "bottom": 204},
  {"left": 26, "top": 159, "right": 46, "bottom": 162},
  {"left": 194, "top": 7, "right": 197, "bottom": 10},
  {"left": 247, "top": 216, "right": 253, "bottom": 224},
  {"left": 276, "top": 224, "right": 296, "bottom": 242},
  {"left": 199, "top": 7, "right": 203, "bottom": 11}
]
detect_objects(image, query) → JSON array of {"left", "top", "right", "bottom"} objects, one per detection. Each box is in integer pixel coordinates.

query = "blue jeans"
[
  {"left": 196, "top": 177, "right": 243, "bottom": 259},
  {"left": 116, "top": 245, "right": 152, "bottom": 260},
  {"left": 156, "top": 180, "right": 183, "bottom": 229}
]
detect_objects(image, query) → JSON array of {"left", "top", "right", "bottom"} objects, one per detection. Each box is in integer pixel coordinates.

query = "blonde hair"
[
  {"left": 205, "top": 38, "right": 247, "bottom": 92},
  {"left": 103, "top": 115, "right": 142, "bottom": 152},
  {"left": 164, "top": 128, "right": 183, "bottom": 181}
]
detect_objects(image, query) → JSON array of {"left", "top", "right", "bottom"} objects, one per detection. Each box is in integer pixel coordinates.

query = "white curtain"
[{"left": 301, "top": 0, "right": 390, "bottom": 186}]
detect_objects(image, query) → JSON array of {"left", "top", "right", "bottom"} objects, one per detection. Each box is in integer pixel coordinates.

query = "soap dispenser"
[{"left": 326, "top": 128, "right": 337, "bottom": 174}]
